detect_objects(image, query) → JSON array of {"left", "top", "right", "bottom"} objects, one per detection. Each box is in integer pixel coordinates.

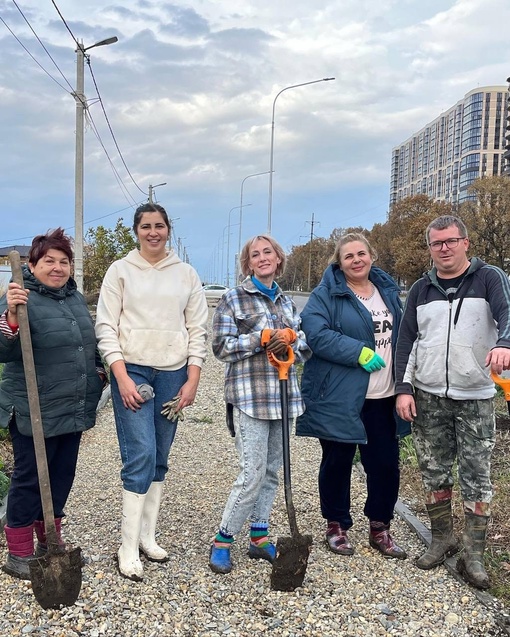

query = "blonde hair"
[
  {"left": 329, "top": 232, "right": 377, "bottom": 265},
  {"left": 239, "top": 234, "right": 287, "bottom": 278}
]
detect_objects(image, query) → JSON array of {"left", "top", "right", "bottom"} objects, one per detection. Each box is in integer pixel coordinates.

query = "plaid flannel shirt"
[{"left": 212, "top": 278, "right": 311, "bottom": 420}]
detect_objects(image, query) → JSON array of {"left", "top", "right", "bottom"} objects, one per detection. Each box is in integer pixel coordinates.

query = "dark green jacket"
[{"left": 0, "top": 266, "right": 103, "bottom": 437}]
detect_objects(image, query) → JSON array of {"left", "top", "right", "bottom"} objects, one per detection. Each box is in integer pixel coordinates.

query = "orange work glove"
[
  {"left": 275, "top": 328, "right": 297, "bottom": 345},
  {"left": 261, "top": 328, "right": 297, "bottom": 357}
]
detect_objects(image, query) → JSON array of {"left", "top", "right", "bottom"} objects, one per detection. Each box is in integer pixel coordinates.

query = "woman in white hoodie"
[{"left": 95, "top": 203, "right": 208, "bottom": 581}]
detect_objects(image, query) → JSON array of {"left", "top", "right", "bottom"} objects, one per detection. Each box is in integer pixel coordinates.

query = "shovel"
[
  {"left": 491, "top": 370, "right": 510, "bottom": 414},
  {"left": 9, "top": 251, "right": 82, "bottom": 609},
  {"left": 261, "top": 337, "right": 312, "bottom": 591}
]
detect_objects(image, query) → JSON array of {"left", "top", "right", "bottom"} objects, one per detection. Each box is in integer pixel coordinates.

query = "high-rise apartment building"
[
  {"left": 390, "top": 86, "right": 509, "bottom": 207},
  {"left": 504, "top": 77, "right": 510, "bottom": 176}
]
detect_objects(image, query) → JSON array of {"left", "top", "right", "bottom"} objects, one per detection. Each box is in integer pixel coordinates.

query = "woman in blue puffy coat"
[{"left": 296, "top": 233, "right": 410, "bottom": 559}]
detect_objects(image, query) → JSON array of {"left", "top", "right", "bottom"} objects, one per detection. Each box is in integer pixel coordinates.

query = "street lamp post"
[
  {"left": 74, "top": 36, "right": 118, "bottom": 293},
  {"left": 238, "top": 171, "right": 272, "bottom": 271},
  {"left": 267, "top": 77, "right": 335, "bottom": 235},
  {"left": 226, "top": 204, "right": 251, "bottom": 287},
  {"left": 148, "top": 182, "right": 167, "bottom": 204}
]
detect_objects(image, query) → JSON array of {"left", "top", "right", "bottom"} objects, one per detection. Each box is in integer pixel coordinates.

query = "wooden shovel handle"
[{"left": 9, "top": 252, "right": 58, "bottom": 545}]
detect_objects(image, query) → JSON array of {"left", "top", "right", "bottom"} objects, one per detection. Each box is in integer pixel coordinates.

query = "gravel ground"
[{"left": 0, "top": 311, "right": 508, "bottom": 636}]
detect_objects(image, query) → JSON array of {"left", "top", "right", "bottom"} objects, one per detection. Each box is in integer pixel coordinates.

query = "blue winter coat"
[{"left": 296, "top": 264, "right": 410, "bottom": 444}]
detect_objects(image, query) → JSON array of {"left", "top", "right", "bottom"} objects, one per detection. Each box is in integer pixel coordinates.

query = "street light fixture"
[
  {"left": 148, "top": 182, "right": 167, "bottom": 203},
  {"left": 266, "top": 77, "right": 335, "bottom": 235},
  {"left": 74, "top": 35, "right": 118, "bottom": 293}
]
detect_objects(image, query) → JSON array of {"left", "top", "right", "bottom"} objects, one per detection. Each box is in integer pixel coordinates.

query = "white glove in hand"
[
  {"left": 161, "top": 396, "right": 184, "bottom": 422},
  {"left": 136, "top": 383, "right": 155, "bottom": 402}
]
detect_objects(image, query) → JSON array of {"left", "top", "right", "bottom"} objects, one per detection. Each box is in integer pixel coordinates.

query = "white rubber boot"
[
  {"left": 139, "top": 482, "right": 169, "bottom": 562},
  {"left": 118, "top": 490, "right": 146, "bottom": 581}
]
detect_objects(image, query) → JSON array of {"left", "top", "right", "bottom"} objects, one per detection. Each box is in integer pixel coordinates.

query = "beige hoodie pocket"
[{"left": 123, "top": 329, "right": 188, "bottom": 368}]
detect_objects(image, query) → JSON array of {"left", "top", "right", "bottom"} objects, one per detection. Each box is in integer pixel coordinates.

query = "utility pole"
[
  {"left": 148, "top": 182, "right": 167, "bottom": 204},
  {"left": 306, "top": 213, "right": 317, "bottom": 292},
  {"left": 74, "top": 42, "right": 85, "bottom": 294},
  {"left": 74, "top": 36, "right": 118, "bottom": 293}
]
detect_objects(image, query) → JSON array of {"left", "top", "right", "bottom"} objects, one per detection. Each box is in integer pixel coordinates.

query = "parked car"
[{"left": 203, "top": 284, "right": 229, "bottom": 303}]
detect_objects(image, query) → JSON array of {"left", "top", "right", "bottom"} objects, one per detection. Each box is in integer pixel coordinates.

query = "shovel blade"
[
  {"left": 29, "top": 547, "right": 82, "bottom": 609},
  {"left": 270, "top": 533, "right": 312, "bottom": 592}
]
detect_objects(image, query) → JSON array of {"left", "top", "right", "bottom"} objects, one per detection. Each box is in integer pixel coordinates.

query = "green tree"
[
  {"left": 386, "top": 195, "right": 455, "bottom": 284},
  {"left": 370, "top": 222, "right": 396, "bottom": 279},
  {"left": 84, "top": 219, "right": 137, "bottom": 296},
  {"left": 280, "top": 227, "right": 369, "bottom": 291},
  {"left": 461, "top": 176, "right": 510, "bottom": 272}
]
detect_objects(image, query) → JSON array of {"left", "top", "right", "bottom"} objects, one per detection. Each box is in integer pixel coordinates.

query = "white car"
[{"left": 202, "top": 284, "right": 229, "bottom": 303}]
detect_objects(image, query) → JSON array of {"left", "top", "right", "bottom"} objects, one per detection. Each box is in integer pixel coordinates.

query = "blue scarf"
[{"left": 251, "top": 275, "right": 277, "bottom": 302}]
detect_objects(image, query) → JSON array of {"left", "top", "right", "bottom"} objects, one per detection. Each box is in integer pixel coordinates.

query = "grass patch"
[{"left": 192, "top": 415, "right": 213, "bottom": 425}]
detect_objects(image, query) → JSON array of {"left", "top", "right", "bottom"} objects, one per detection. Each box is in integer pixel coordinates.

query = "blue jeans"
[
  {"left": 219, "top": 407, "right": 284, "bottom": 537},
  {"left": 111, "top": 363, "right": 188, "bottom": 494}
]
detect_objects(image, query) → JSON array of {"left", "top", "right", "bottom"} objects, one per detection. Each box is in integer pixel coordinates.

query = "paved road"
[{"left": 286, "top": 291, "right": 309, "bottom": 314}]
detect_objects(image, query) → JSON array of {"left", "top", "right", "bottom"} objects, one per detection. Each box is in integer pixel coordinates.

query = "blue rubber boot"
[
  {"left": 248, "top": 542, "right": 276, "bottom": 563},
  {"left": 209, "top": 544, "right": 232, "bottom": 574}
]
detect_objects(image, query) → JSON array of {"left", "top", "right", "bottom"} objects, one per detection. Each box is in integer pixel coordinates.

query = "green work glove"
[{"left": 358, "top": 347, "right": 386, "bottom": 372}]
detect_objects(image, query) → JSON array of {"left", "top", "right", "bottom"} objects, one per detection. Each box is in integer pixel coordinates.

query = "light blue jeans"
[
  {"left": 111, "top": 363, "right": 188, "bottom": 494},
  {"left": 219, "top": 407, "right": 284, "bottom": 537}
]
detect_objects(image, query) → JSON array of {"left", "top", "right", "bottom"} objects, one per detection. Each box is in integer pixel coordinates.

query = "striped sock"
[
  {"left": 250, "top": 523, "right": 270, "bottom": 548},
  {"left": 213, "top": 531, "right": 234, "bottom": 549}
]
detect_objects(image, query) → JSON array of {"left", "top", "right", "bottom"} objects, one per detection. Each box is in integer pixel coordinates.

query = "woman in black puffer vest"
[{"left": 0, "top": 228, "right": 106, "bottom": 579}]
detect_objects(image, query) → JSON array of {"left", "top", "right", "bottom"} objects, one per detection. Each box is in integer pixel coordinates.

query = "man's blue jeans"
[{"left": 111, "top": 363, "right": 188, "bottom": 494}]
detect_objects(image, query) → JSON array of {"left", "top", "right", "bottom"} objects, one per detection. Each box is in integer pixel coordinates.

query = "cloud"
[{"left": 0, "top": 0, "right": 508, "bottom": 278}]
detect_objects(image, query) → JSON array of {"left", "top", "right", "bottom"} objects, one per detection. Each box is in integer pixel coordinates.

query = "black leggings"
[
  {"left": 318, "top": 396, "right": 400, "bottom": 529},
  {"left": 6, "top": 418, "right": 82, "bottom": 528}
]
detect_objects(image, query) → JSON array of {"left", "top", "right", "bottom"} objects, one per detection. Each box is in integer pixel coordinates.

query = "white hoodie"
[{"left": 95, "top": 249, "right": 208, "bottom": 371}]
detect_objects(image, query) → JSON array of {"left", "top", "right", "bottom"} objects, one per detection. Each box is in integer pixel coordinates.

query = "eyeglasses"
[{"left": 428, "top": 237, "right": 466, "bottom": 252}]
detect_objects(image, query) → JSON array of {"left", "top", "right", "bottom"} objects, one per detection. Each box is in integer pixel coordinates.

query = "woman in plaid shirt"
[{"left": 208, "top": 234, "right": 311, "bottom": 575}]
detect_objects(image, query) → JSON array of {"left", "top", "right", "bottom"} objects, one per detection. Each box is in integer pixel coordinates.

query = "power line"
[
  {"left": 87, "top": 59, "right": 148, "bottom": 196},
  {"left": 0, "top": 20, "right": 137, "bottom": 210},
  {"left": 3, "top": 3, "right": 147, "bottom": 228},
  {"left": 0, "top": 15, "right": 71, "bottom": 94},
  {"left": 4, "top": 3, "right": 140, "bottom": 210},
  {"left": 0, "top": 203, "right": 144, "bottom": 246},
  {"left": 86, "top": 108, "right": 139, "bottom": 207},
  {"left": 11, "top": 0, "right": 74, "bottom": 91},
  {"left": 50, "top": 0, "right": 77, "bottom": 45}
]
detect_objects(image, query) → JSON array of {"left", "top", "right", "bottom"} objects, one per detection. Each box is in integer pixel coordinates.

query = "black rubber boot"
[
  {"left": 415, "top": 500, "right": 458, "bottom": 570},
  {"left": 456, "top": 512, "right": 490, "bottom": 590}
]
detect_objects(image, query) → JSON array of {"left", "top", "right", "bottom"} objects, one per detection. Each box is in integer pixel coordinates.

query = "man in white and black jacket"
[{"left": 395, "top": 214, "right": 510, "bottom": 590}]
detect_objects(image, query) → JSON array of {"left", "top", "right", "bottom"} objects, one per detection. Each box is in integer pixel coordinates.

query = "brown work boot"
[
  {"left": 325, "top": 521, "right": 354, "bottom": 555},
  {"left": 415, "top": 500, "right": 458, "bottom": 570},
  {"left": 369, "top": 521, "right": 407, "bottom": 559}
]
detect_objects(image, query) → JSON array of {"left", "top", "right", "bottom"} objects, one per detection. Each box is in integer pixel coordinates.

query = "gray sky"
[{"left": 1, "top": 0, "right": 509, "bottom": 282}]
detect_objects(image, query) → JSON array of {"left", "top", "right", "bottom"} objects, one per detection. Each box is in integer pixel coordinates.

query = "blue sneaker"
[
  {"left": 209, "top": 544, "right": 232, "bottom": 574},
  {"left": 248, "top": 542, "right": 277, "bottom": 563}
]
